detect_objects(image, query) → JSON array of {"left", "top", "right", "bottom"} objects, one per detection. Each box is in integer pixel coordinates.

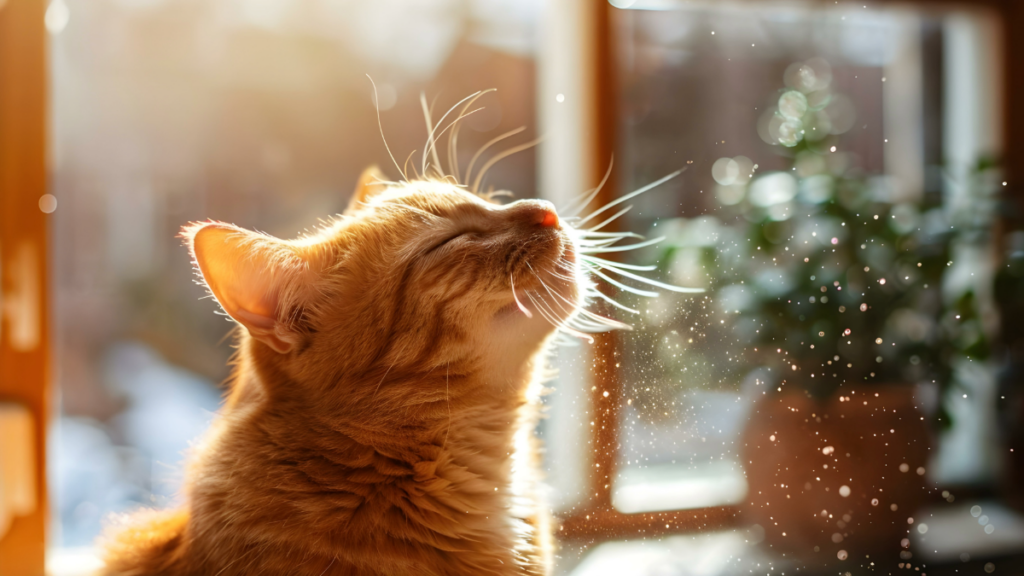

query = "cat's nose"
[{"left": 510, "top": 200, "right": 560, "bottom": 229}]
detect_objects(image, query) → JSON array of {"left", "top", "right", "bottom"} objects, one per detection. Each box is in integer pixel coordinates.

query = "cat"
[
  {"left": 99, "top": 162, "right": 589, "bottom": 575},
  {"left": 97, "top": 89, "right": 687, "bottom": 572}
]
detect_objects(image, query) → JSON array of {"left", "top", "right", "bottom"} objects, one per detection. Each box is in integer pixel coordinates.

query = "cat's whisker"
[
  {"left": 575, "top": 230, "right": 645, "bottom": 240},
  {"left": 510, "top": 274, "right": 533, "bottom": 319},
  {"left": 524, "top": 291, "right": 559, "bottom": 328},
  {"left": 528, "top": 265, "right": 577, "bottom": 319},
  {"left": 402, "top": 150, "right": 419, "bottom": 183},
  {"left": 562, "top": 317, "right": 607, "bottom": 334},
  {"left": 367, "top": 74, "right": 407, "bottom": 182},
  {"left": 585, "top": 204, "right": 634, "bottom": 234},
  {"left": 471, "top": 136, "right": 543, "bottom": 195},
  {"left": 580, "top": 236, "right": 666, "bottom": 254},
  {"left": 419, "top": 94, "right": 436, "bottom": 178},
  {"left": 544, "top": 285, "right": 631, "bottom": 331},
  {"left": 554, "top": 256, "right": 579, "bottom": 272},
  {"left": 577, "top": 168, "right": 685, "bottom": 227},
  {"left": 581, "top": 255, "right": 657, "bottom": 272},
  {"left": 544, "top": 270, "right": 578, "bottom": 284},
  {"left": 419, "top": 93, "right": 445, "bottom": 179},
  {"left": 584, "top": 258, "right": 704, "bottom": 294},
  {"left": 421, "top": 91, "right": 484, "bottom": 180},
  {"left": 563, "top": 158, "right": 614, "bottom": 217},
  {"left": 560, "top": 306, "right": 619, "bottom": 332},
  {"left": 527, "top": 291, "right": 593, "bottom": 342},
  {"left": 586, "top": 265, "right": 660, "bottom": 298},
  {"left": 425, "top": 94, "right": 502, "bottom": 182},
  {"left": 526, "top": 292, "right": 557, "bottom": 326},
  {"left": 520, "top": 274, "right": 574, "bottom": 331},
  {"left": 448, "top": 90, "right": 496, "bottom": 183},
  {"left": 539, "top": 261, "right": 577, "bottom": 283},
  {"left": 565, "top": 307, "right": 623, "bottom": 332},
  {"left": 528, "top": 264, "right": 626, "bottom": 335},
  {"left": 576, "top": 238, "right": 632, "bottom": 251},
  {"left": 464, "top": 127, "right": 525, "bottom": 192},
  {"left": 423, "top": 106, "right": 487, "bottom": 180},
  {"left": 589, "top": 288, "right": 640, "bottom": 315}
]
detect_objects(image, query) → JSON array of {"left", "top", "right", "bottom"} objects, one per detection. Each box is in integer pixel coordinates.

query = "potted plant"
[
  {"left": 630, "top": 60, "right": 999, "bottom": 568},
  {"left": 719, "top": 73, "right": 941, "bottom": 564}
]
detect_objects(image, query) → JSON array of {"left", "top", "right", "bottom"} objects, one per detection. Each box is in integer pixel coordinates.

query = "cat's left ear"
[
  {"left": 182, "top": 222, "right": 316, "bottom": 354},
  {"left": 346, "top": 165, "right": 389, "bottom": 212}
]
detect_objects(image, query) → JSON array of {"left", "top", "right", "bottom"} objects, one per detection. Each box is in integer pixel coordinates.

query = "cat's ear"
[
  {"left": 346, "top": 165, "right": 389, "bottom": 212},
  {"left": 183, "top": 222, "right": 312, "bottom": 354}
]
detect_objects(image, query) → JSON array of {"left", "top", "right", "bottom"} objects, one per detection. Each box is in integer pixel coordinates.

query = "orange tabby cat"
[{"left": 100, "top": 166, "right": 582, "bottom": 575}]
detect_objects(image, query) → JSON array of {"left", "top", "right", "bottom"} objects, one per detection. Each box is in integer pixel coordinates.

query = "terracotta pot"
[{"left": 741, "top": 386, "right": 931, "bottom": 567}]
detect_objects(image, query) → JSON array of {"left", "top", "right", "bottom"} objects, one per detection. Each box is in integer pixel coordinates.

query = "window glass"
[{"left": 556, "top": 2, "right": 1019, "bottom": 574}]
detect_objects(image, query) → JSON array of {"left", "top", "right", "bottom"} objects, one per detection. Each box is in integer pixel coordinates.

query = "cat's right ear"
[
  {"left": 182, "top": 222, "right": 313, "bottom": 354},
  {"left": 346, "top": 165, "right": 389, "bottom": 213}
]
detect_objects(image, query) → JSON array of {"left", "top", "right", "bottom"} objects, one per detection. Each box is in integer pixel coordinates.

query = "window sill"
[{"left": 47, "top": 547, "right": 103, "bottom": 576}]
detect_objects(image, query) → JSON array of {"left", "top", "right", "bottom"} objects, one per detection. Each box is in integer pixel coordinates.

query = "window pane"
[{"left": 562, "top": 2, "right": 1023, "bottom": 574}]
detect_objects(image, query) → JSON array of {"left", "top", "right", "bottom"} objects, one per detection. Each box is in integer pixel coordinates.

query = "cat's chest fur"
[{"left": 175, "top": 343, "right": 551, "bottom": 576}]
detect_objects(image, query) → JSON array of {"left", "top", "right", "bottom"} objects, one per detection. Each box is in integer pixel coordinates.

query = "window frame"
[
  {"left": 557, "top": 0, "right": 1023, "bottom": 543},
  {"left": 0, "top": 0, "right": 50, "bottom": 573}
]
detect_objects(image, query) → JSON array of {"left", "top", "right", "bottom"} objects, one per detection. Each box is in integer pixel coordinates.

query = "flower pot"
[{"left": 741, "top": 385, "right": 931, "bottom": 567}]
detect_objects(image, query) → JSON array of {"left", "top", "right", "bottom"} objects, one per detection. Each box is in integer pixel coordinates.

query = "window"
[
  {"left": 541, "top": 2, "right": 1024, "bottom": 575},
  {"left": 1, "top": 0, "right": 1021, "bottom": 574}
]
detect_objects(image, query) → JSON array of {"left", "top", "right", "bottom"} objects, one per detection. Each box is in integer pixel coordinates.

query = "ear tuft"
[
  {"left": 182, "top": 221, "right": 310, "bottom": 354},
  {"left": 346, "top": 165, "right": 389, "bottom": 213}
]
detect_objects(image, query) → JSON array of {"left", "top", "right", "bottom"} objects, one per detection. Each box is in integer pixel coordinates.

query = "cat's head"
[{"left": 183, "top": 166, "right": 583, "bottom": 405}]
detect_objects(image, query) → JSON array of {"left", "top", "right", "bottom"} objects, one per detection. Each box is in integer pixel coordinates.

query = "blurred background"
[{"left": 24, "top": 0, "right": 1024, "bottom": 574}]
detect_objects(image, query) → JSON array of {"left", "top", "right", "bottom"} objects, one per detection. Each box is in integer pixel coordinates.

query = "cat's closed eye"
[{"left": 430, "top": 229, "right": 484, "bottom": 252}]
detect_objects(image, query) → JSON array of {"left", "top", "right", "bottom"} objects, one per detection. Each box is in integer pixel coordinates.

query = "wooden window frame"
[
  {"left": 559, "top": 0, "right": 1024, "bottom": 543},
  {"left": 0, "top": 0, "right": 49, "bottom": 574}
]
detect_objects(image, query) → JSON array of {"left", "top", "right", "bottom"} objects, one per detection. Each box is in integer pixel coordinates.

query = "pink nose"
[
  {"left": 538, "top": 207, "right": 558, "bottom": 228},
  {"left": 509, "top": 199, "right": 560, "bottom": 229},
  {"left": 529, "top": 200, "right": 559, "bottom": 228}
]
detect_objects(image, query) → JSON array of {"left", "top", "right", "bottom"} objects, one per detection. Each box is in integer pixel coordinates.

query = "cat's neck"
[{"left": 232, "top": 336, "right": 548, "bottom": 477}]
